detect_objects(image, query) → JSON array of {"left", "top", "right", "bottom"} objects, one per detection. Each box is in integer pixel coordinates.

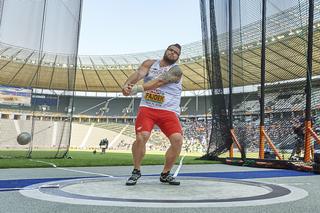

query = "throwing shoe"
[{"left": 126, "top": 169, "right": 141, "bottom": 186}]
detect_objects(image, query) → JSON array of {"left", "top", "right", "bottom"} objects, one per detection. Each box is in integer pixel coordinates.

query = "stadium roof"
[{"left": 0, "top": 2, "right": 319, "bottom": 92}]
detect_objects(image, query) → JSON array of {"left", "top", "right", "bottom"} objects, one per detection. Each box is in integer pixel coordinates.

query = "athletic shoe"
[
  {"left": 160, "top": 171, "right": 180, "bottom": 185},
  {"left": 126, "top": 169, "right": 141, "bottom": 186}
]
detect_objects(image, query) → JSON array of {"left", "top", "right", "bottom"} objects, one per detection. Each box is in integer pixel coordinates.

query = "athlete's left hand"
[{"left": 130, "top": 84, "right": 144, "bottom": 95}]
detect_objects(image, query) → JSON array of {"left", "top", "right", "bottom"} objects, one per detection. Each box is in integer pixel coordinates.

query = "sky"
[{"left": 78, "top": 0, "right": 202, "bottom": 55}]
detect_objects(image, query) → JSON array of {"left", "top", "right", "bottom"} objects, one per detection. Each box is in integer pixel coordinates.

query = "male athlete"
[{"left": 122, "top": 43, "right": 183, "bottom": 186}]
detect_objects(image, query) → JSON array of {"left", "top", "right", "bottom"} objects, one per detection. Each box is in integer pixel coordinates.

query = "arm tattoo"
[{"left": 157, "top": 66, "right": 182, "bottom": 83}]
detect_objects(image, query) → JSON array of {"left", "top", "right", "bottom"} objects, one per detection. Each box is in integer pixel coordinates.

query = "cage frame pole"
[
  {"left": 304, "top": 0, "right": 314, "bottom": 163},
  {"left": 262, "top": 129, "right": 282, "bottom": 160},
  {"left": 259, "top": 0, "right": 267, "bottom": 159},
  {"left": 228, "top": 0, "right": 234, "bottom": 158},
  {"left": 257, "top": 0, "right": 281, "bottom": 160},
  {"left": 230, "top": 128, "right": 243, "bottom": 156},
  {"left": 258, "top": 0, "right": 280, "bottom": 160}
]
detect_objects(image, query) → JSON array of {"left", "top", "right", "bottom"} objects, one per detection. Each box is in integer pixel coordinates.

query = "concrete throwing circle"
[{"left": 20, "top": 177, "right": 308, "bottom": 208}]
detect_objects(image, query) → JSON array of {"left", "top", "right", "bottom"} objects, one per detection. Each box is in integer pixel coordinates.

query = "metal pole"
[
  {"left": 304, "top": 0, "right": 314, "bottom": 162},
  {"left": 228, "top": 0, "right": 233, "bottom": 130},
  {"left": 228, "top": 0, "right": 234, "bottom": 158},
  {"left": 259, "top": 0, "right": 267, "bottom": 159}
]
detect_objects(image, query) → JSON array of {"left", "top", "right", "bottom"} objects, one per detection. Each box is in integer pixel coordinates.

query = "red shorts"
[{"left": 135, "top": 107, "right": 182, "bottom": 137}]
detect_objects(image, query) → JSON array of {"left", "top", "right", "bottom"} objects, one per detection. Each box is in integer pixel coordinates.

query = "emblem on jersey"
[{"left": 144, "top": 90, "right": 165, "bottom": 105}]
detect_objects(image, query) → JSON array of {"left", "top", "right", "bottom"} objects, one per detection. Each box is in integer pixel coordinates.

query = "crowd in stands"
[
  {"left": 233, "top": 113, "right": 320, "bottom": 153},
  {"left": 182, "top": 119, "right": 210, "bottom": 153},
  {"left": 100, "top": 119, "right": 212, "bottom": 154},
  {"left": 233, "top": 89, "right": 320, "bottom": 114}
]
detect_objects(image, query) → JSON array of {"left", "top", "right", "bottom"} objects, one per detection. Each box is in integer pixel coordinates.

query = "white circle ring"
[{"left": 20, "top": 177, "right": 308, "bottom": 208}]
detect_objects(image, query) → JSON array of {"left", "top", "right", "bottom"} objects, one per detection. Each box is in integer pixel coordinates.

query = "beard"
[{"left": 163, "top": 53, "right": 178, "bottom": 65}]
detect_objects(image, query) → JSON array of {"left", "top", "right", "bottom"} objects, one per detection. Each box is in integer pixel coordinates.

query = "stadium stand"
[{"left": 1, "top": 82, "right": 319, "bottom": 154}]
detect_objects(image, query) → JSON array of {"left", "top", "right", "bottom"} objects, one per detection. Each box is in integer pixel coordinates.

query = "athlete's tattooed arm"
[
  {"left": 141, "top": 65, "right": 183, "bottom": 91},
  {"left": 157, "top": 66, "right": 183, "bottom": 84}
]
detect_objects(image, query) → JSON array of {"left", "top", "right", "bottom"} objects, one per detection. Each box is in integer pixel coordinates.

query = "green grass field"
[{"left": 0, "top": 150, "right": 219, "bottom": 169}]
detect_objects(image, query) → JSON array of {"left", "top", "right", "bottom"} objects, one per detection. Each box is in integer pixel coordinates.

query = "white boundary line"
[
  {"left": 56, "top": 167, "right": 115, "bottom": 178},
  {"left": 13, "top": 120, "right": 21, "bottom": 134},
  {"left": 80, "top": 123, "right": 94, "bottom": 148},
  {"left": 109, "top": 124, "right": 129, "bottom": 148},
  {"left": 51, "top": 122, "right": 58, "bottom": 147},
  {"left": 173, "top": 152, "right": 187, "bottom": 177},
  {"left": 29, "top": 159, "right": 115, "bottom": 178}
]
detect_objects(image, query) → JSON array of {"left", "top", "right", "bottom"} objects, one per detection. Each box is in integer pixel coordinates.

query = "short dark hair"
[{"left": 168, "top": 43, "right": 182, "bottom": 51}]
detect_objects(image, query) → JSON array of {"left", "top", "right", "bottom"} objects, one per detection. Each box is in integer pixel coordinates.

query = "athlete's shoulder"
[
  {"left": 169, "top": 65, "right": 183, "bottom": 76},
  {"left": 142, "top": 59, "right": 157, "bottom": 68}
]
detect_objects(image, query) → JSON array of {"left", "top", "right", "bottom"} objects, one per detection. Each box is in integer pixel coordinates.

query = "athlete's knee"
[
  {"left": 136, "top": 131, "right": 151, "bottom": 144},
  {"left": 169, "top": 134, "right": 183, "bottom": 147},
  {"left": 175, "top": 140, "right": 183, "bottom": 148}
]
